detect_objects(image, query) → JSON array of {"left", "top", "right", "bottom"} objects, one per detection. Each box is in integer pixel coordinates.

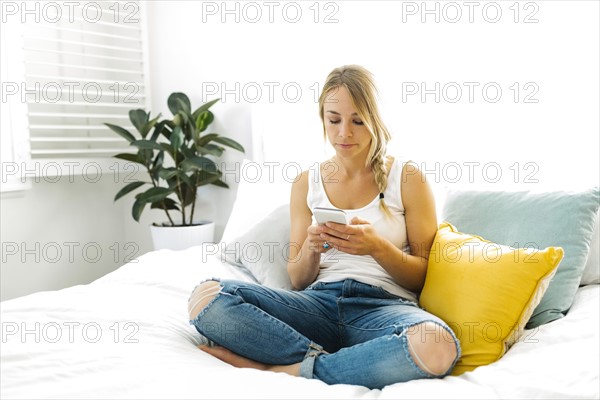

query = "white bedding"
[{"left": 1, "top": 245, "right": 599, "bottom": 399}]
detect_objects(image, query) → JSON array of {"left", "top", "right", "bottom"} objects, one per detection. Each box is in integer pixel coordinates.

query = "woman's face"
[{"left": 323, "top": 86, "right": 372, "bottom": 161}]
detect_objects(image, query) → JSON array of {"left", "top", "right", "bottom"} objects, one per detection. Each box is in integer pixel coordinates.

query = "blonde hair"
[{"left": 318, "top": 65, "right": 393, "bottom": 217}]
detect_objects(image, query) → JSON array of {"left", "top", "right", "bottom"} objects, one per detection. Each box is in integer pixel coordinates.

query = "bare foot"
[
  {"left": 198, "top": 345, "right": 268, "bottom": 370},
  {"left": 197, "top": 345, "right": 301, "bottom": 376}
]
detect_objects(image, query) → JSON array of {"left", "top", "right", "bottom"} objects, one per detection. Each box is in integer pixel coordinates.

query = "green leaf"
[
  {"left": 212, "top": 136, "right": 245, "bottom": 153},
  {"left": 142, "top": 113, "right": 162, "bottom": 138},
  {"left": 152, "top": 151, "right": 164, "bottom": 170},
  {"left": 197, "top": 133, "right": 219, "bottom": 147},
  {"left": 195, "top": 144, "right": 223, "bottom": 157},
  {"left": 203, "top": 110, "right": 214, "bottom": 127},
  {"left": 168, "top": 93, "right": 191, "bottom": 115},
  {"left": 195, "top": 115, "right": 204, "bottom": 133},
  {"left": 149, "top": 166, "right": 160, "bottom": 182},
  {"left": 151, "top": 197, "right": 180, "bottom": 211},
  {"left": 195, "top": 111, "right": 214, "bottom": 133},
  {"left": 185, "top": 116, "right": 195, "bottom": 141},
  {"left": 177, "top": 99, "right": 192, "bottom": 116},
  {"left": 105, "top": 123, "right": 135, "bottom": 143},
  {"left": 150, "top": 120, "right": 168, "bottom": 142},
  {"left": 114, "top": 181, "right": 146, "bottom": 201},
  {"left": 131, "top": 139, "right": 163, "bottom": 151},
  {"left": 172, "top": 111, "right": 193, "bottom": 141},
  {"left": 211, "top": 179, "right": 229, "bottom": 189},
  {"left": 178, "top": 111, "right": 189, "bottom": 124},
  {"left": 137, "top": 187, "right": 174, "bottom": 203},
  {"left": 172, "top": 113, "right": 183, "bottom": 127},
  {"left": 166, "top": 170, "right": 193, "bottom": 188},
  {"left": 196, "top": 170, "right": 221, "bottom": 186},
  {"left": 174, "top": 150, "right": 187, "bottom": 166},
  {"left": 158, "top": 168, "right": 178, "bottom": 180},
  {"left": 170, "top": 126, "right": 184, "bottom": 150},
  {"left": 192, "top": 98, "right": 220, "bottom": 120},
  {"left": 180, "top": 172, "right": 194, "bottom": 187},
  {"left": 180, "top": 156, "right": 217, "bottom": 173},
  {"left": 129, "top": 109, "right": 148, "bottom": 135},
  {"left": 181, "top": 184, "right": 196, "bottom": 207},
  {"left": 159, "top": 143, "right": 174, "bottom": 157},
  {"left": 114, "top": 153, "right": 143, "bottom": 165},
  {"left": 204, "top": 144, "right": 225, "bottom": 157},
  {"left": 132, "top": 199, "right": 147, "bottom": 222},
  {"left": 180, "top": 144, "right": 195, "bottom": 159},
  {"left": 149, "top": 152, "right": 165, "bottom": 182},
  {"left": 140, "top": 149, "right": 154, "bottom": 165},
  {"left": 165, "top": 176, "right": 178, "bottom": 191}
]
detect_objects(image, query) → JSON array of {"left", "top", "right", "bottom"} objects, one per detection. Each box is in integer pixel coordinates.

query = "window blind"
[{"left": 21, "top": 1, "right": 148, "bottom": 158}]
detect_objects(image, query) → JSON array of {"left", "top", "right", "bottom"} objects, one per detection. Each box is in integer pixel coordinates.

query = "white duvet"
[{"left": 1, "top": 246, "right": 599, "bottom": 399}]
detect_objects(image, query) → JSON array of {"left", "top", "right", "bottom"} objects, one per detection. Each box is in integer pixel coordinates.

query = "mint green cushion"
[{"left": 442, "top": 187, "right": 599, "bottom": 328}]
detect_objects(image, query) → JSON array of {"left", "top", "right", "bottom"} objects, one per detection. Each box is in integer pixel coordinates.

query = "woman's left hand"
[{"left": 319, "top": 217, "right": 382, "bottom": 256}]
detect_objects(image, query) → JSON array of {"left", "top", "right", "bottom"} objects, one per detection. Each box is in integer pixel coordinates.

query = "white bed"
[
  {"left": 1, "top": 245, "right": 598, "bottom": 399},
  {"left": 2, "top": 163, "right": 599, "bottom": 399}
]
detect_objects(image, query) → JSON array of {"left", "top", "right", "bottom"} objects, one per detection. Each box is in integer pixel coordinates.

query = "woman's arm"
[
  {"left": 286, "top": 171, "right": 323, "bottom": 290},
  {"left": 317, "top": 162, "right": 438, "bottom": 292},
  {"left": 374, "top": 161, "right": 437, "bottom": 291}
]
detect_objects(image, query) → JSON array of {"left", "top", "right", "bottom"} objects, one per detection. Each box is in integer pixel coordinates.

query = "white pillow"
[
  {"left": 220, "top": 159, "right": 293, "bottom": 244},
  {"left": 222, "top": 204, "right": 293, "bottom": 290},
  {"left": 581, "top": 210, "right": 600, "bottom": 285}
]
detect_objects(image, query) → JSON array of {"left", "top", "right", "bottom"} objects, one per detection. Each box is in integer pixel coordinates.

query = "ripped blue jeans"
[{"left": 188, "top": 279, "right": 460, "bottom": 389}]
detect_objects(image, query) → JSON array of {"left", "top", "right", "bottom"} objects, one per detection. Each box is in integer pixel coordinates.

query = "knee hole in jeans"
[
  {"left": 405, "top": 321, "right": 458, "bottom": 376},
  {"left": 188, "top": 280, "right": 222, "bottom": 320}
]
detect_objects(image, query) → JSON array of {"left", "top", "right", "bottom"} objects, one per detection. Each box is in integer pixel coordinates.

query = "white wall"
[
  {"left": 0, "top": 175, "right": 144, "bottom": 300},
  {"left": 146, "top": 0, "right": 599, "bottom": 191},
  {"left": 145, "top": 0, "right": 599, "bottom": 221},
  {"left": 144, "top": 3, "right": 255, "bottom": 241}
]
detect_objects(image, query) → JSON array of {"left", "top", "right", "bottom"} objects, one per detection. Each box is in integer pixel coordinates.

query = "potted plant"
[{"left": 105, "top": 92, "right": 245, "bottom": 250}]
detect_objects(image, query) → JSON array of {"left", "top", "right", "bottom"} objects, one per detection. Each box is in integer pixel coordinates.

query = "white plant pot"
[{"left": 150, "top": 221, "right": 215, "bottom": 251}]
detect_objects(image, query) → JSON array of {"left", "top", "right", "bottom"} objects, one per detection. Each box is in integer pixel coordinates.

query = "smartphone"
[{"left": 313, "top": 207, "right": 348, "bottom": 225}]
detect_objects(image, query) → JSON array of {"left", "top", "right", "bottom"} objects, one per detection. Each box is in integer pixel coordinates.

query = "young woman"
[{"left": 187, "top": 65, "right": 460, "bottom": 389}]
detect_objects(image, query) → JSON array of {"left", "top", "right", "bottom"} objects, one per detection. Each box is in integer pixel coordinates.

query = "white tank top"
[{"left": 307, "top": 158, "right": 417, "bottom": 302}]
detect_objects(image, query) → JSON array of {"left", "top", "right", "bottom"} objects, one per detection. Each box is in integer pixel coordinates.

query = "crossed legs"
[{"left": 188, "top": 280, "right": 459, "bottom": 388}]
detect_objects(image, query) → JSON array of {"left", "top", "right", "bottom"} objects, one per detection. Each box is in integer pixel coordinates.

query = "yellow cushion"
[{"left": 420, "top": 222, "right": 564, "bottom": 375}]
